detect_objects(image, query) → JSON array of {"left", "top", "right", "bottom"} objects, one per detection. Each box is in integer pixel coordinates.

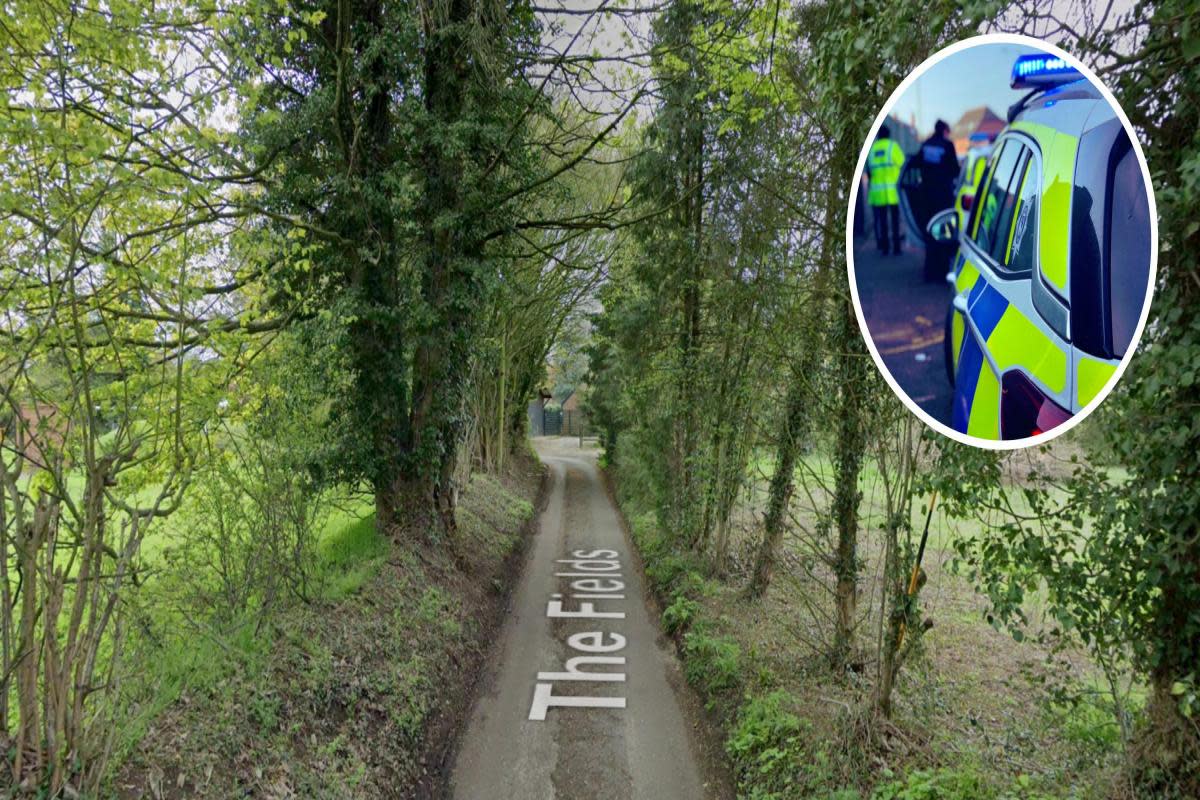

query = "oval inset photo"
[{"left": 846, "top": 34, "right": 1156, "bottom": 449}]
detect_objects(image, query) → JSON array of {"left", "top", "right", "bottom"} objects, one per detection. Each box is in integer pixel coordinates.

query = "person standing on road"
[
  {"left": 917, "top": 119, "right": 960, "bottom": 281},
  {"left": 866, "top": 126, "right": 905, "bottom": 255}
]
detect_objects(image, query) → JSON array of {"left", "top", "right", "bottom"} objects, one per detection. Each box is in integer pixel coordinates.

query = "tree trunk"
[
  {"left": 748, "top": 271, "right": 825, "bottom": 599},
  {"left": 376, "top": 474, "right": 435, "bottom": 536},
  {"left": 874, "top": 513, "right": 906, "bottom": 718},
  {"left": 403, "top": 0, "right": 485, "bottom": 536},
  {"left": 674, "top": 114, "right": 705, "bottom": 547},
  {"left": 746, "top": 363, "right": 807, "bottom": 599},
  {"left": 830, "top": 295, "right": 868, "bottom": 668}
]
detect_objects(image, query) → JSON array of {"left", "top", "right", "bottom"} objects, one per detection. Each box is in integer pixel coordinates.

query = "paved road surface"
[
  {"left": 450, "top": 438, "right": 721, "bottom": 800},
  {"left": 852, "top": 231, "right": 955, "bottom": 424}
]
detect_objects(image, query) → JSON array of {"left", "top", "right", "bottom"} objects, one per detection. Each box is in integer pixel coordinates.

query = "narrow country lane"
[{"left": 449, "top": 437, "right": 724, "bottom": 800}]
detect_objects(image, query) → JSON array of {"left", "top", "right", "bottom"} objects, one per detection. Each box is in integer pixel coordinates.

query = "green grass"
[
  {"left": 318, "top": 505, "right": 386, "bottom": 599},
  {"left": 104, "top": 457, "right": 542, "bottom": 796}
]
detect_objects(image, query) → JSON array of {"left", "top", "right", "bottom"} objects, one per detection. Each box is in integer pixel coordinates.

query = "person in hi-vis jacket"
[{"left": 866, "top": 125, "right": 906, "bottom": 255}]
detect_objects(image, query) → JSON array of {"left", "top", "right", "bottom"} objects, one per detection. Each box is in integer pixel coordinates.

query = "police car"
[
  {"left": 955, "top": 133, "right": 992, "bottom": 232},
  {"left": 926, "top": 54, "right": 1151, "bottom": 440}
]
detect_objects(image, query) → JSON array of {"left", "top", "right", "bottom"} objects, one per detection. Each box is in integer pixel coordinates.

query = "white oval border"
[{"left": 845, "top": 32, "right": 1159, "bottom": 451}]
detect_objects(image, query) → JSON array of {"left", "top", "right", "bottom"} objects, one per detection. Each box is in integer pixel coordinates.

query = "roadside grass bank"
[
  {"left": 608, "top": 458, "right": 1130, "bottom": 800},
  {"left": 111, "top": 449, "right": 544, "bottom": 798}
]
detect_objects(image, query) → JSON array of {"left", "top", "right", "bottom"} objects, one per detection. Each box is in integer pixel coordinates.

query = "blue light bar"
[{"left": 1011, "top": 53, "right": 1082, "bottom": 89}]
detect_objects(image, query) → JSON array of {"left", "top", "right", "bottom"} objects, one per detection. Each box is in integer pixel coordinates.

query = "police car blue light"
[{"left": 1011, "top": 54, "right": 1082, "bottom": 89}]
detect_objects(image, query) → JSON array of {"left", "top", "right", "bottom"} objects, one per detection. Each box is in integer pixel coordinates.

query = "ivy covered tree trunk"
[
  {"left": 746, "top": 360, "right": 808, "bottom": 599},
  {"left": 673, "top": 56, "right": 707, "bottom": 549},
  {"left": 747, "top": 188, "right": 838, "bottom": 600},
  {"left": 342, "top": 0, "right": 415, "bottom": 533},
  {"left": 830, "top": 294, "right": 868, "bottom": 669},
  {"left": 403, "top": 0, "right": 481, "bottom": 536},
  {"left": 253, "top": 0, "right": 539, "bottom": 538}
]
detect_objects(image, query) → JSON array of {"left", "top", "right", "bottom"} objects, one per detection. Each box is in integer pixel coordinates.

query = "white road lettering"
[
  {"left": 571, "top": 578, "right": 625, "bottom": 592},
  {"left": 529, "top": 548, "right": 629, "bottom": 719},
  {"left": 528, "top": 683, "right": 626, "bottom": 721},
  {"left": 537, "top": 655, "right": 627, "bottom": 682},
  {"left": 546, "top": 598, "right": 624, "bottom": 619},
  {"left": 567, "top": 631, "right": 626, "bottom": 653}
]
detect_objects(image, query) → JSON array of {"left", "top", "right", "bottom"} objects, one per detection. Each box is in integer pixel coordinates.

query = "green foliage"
[
  {"left": 870, "top": 767, "right": 989, "bottom": 800},
  {"left": 662, "top": 593, "right": 700, "bottom": 635},
  {"left": 1053, "top": 696, "right": 1123, "bottom": 756},
  {"left": 416, "top": 587, "right": 462, "bottom": 638},
  {"left": 682, "top": 629, "right": 742, "bottom": 695},
  {"left": 726, "top": 691, "right": 811, "bottom": 799},
  {"left": 867, "top": 767, "right": 1062, "bottom": 800},
  {"left": 645, "top": 552, "right": 697, "bottom": 595}
]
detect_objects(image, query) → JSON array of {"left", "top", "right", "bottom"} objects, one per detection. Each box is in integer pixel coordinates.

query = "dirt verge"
[{"left": 113, "top": 451, "right": 547, "bottom": 800}]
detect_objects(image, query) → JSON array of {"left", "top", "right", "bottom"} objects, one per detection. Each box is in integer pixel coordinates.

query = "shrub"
[
  {"left": 683, "top": 630, "right": 742, "bottom": 694},
  {"left": 662, "top": 593, "right": 700, "bottom": 635},
  {"left": 644, "top": 550, "right": 691, "bottom": 593},
  {"left": 1054, "top": 696, "right": 1123, "bottom": 756},
  {"left": 726, "top": 690, "right": 810, "bottom": 799}
]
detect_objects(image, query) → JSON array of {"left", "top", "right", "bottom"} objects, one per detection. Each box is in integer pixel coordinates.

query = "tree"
[
  {"left": 244, "top": 0, "right": 637, "bottom": 536},
  {"left": 934, "top": 2, "right": 1200, "bottom": 791},
  {"left": 0, "top": 2, "right": 247, "bottom": 788}
]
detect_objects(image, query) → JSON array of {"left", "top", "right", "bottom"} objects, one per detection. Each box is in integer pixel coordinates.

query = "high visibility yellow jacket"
[{"left": 867, "top": 138, "right": 905, "bottom": 206}]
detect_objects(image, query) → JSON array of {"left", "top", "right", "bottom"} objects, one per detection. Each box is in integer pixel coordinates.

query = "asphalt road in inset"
[
  {"left": 449, "top": 437, "right": 723, "bottom": 800},
  {"left": 852, "top": 231, "right": 955, "bottom": 425}
]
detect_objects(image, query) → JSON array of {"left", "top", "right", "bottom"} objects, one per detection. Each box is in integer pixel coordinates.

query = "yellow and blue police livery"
[{"left": 933, "top": 54, "right": 1151, "bottom": 440}]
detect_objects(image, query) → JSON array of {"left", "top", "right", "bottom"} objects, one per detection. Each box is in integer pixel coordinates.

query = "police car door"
[
  {"left": 1066, "top": 119, "right": 1153, "bottom": 416},
  {"left": 950, "top": 133, "right": 1074, "bottom": 439},
  {"left": 897, "top": 158, "right": 925, "bottom": 244}
]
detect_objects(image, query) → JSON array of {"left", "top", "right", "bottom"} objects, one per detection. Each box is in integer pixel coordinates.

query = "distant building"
[
  {"left": 1, "top": 403, "right": 69, "bottom": 470},
  {"left": 949, "top": 107, "right": 1005, "bottom": 155}
]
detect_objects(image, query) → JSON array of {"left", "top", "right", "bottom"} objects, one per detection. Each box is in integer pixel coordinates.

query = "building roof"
[
  {"left": 951, "top": 106, "right": 1004, "bottom": 139},
  {"left": 950, "top": 106, "right": 1006, "bottom": 154},
  {"left": 562, "top": 386, "right": 587, "bottom": 412}
]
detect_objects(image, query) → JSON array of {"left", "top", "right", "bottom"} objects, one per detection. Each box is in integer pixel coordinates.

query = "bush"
[
  {"left": 1054, "top": 695, "right": 1123, "bottom": 756},
  {"left": 161, "top": 433, "right": 330, "bottom": 622},
  {"left": 683, "top": 629, "right": 742, "bottom": 695},
  {"left": 645, "top": 552, "right": 704, "bottom": 596},
  {"left": 662, "top": 593, "right": 700, "bottom": 635},
  {"left": 726, "top": 690, "right": 810, "bottom": 799}
]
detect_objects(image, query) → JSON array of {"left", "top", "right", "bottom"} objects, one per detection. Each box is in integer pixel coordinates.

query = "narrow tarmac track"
[
  {"left": 853, "top": 231, "right": 955, "bottom": 422},
  {"left": 449, "top": 437, "right": 723, "bottom": 800}
]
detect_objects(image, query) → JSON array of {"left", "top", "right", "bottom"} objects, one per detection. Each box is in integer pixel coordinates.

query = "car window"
[
  {"left": 989, "top": 148, "right": 1031, "bottom": 265},
  {"left": 1108, "top": 145, "right": 1150, "bottom": 355},
  {"left": 1006, "top": 154, "right": 1039, "bottom": 271},
  {"left": 969, "top": 140, "right": 1022, "bottom": 257}
]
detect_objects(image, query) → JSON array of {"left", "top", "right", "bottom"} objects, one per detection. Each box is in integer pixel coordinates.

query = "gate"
[{"left": 543, "top": 408, "right": 563, "bottom": 436}]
